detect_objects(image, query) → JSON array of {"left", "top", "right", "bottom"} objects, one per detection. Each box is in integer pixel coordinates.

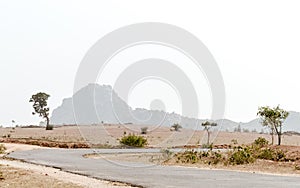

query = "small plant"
[
  {"left": 160, "top": 149, "right": 174, "bottom": 160},
  {"left": 231, "top": 139, "right": 238, "bottom": 145},
  {"left": 202, "top": 143, "right": 214, "bottom": 150},
  {"left": 171, "top": 123, "right": 182, "bottom": 131},
  {"left": 119, "top": 134, "right": 147, "bottom": 147},
  {"left": 295, "top": 165, "right": 300, "bottom": 171},
  {"left": 141, "top": 127, "right": 148, "bottom": 134},
  {"left": 0, "top": 144, "right": 6, "bottom": 154}
]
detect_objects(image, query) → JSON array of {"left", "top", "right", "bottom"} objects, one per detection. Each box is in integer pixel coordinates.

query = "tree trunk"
[
  {"left": 271, "top": 128, "right": 274, "bottom": 145},
  {"left": 45, "top": 116, "right": 51, "bottom": 130},
  {"left": 278, "top": 134, "right": 281, "bottom": 145},
  {"left": 278, "top": 125, "right": 282, "bottom": 145},
  {"left": 207, "top": 130, "right": 210, "bottom": 145}
]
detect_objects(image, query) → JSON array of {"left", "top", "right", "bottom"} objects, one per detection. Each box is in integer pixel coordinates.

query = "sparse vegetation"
[
  {"left": 172, "top": 137, "right": 293, "bottom": 167},
  {"left": 119, "top": 134, "right": 147, "bottom": 147},
  {"left": 173, "top": 150, "right": 224, "bottom": 165}
]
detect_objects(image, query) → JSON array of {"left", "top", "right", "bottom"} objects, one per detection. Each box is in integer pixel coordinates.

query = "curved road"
[{"left": 8, "top": 148, "right": 300, "bottom": 188}]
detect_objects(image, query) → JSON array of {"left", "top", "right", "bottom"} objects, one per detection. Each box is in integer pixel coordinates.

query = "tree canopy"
[
  {"left": 257, "top": 105, "right": 289, "bottom": 145},
  {"left": 29, "top": 92, "right": 51, "bottom": 130}
]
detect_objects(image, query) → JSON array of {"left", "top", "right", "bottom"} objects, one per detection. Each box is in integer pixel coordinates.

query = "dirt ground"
[
  {"left": 0, "top": 143, "right": 134, "bottom": 188},
  {"left": 1, "top": 125, "right": 300, "bottom": 148},
  {"left": 1, "top": 125, "right": 300, "bottom": 184},
  {"left": 0, "top": 164, "right": 83, "bottom": 188}
]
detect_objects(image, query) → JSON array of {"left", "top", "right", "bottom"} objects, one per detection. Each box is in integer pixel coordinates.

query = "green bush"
[
  {"left": 175, "top": 150, "right": 224, "bottom": 165},
  {"left": 119, "top": 134, "right": 147, "bottom": 147},
  {"left": 228, "top": 146, "right": 255, "bottom": 165},
  {"left": 257, "top": 148, "right": 285, "bottom": 161},
  {"left": 253, "top": 137, "right": 269, "bottom": 148}
]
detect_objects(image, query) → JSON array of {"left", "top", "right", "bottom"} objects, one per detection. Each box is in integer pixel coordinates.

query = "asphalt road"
[{"left": 8, "top": 148, "right": 300, "bottom": 188}]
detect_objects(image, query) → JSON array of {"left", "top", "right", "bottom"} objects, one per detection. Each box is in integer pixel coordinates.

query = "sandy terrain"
[
  {"left": 1, "top": 125, "right": 300, "bottom": 148},
  {"left": 1, "top": 124, "right": 300, "bottom": 186}
]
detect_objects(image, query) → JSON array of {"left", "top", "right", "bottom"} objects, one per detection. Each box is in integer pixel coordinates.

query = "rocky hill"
[{"left": 51, "top": 84, "right": 300, "bottom": 132}]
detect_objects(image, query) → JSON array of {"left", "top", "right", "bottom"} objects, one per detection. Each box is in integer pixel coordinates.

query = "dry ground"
[
  {"left": 0, "top": 164, "right": 83, "bottom": 188},
  {"left": 0, "top": 144, "right": 134, "bottom": 188},
  {"left": 1, "top": 125, "right": 300, "bottom": 183},
  {"left": 1, "top": 125, "right": 300, "bottom": 148}
]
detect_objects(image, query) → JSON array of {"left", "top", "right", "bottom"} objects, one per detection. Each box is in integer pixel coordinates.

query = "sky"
[{"left": 0, "top": 0, "right": 300, "bottom": 126}]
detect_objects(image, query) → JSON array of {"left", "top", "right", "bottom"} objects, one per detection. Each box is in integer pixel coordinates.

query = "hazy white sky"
[{"left": 1, "top": 1, "right": 300, "bottom": 125}]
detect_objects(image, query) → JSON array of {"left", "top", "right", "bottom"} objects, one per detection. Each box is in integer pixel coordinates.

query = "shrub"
[
  {"left": 171, "top": 123, "right": 182, "bottom": 131},
  {"left": 178, "top": 150, "right": 199, "bottom": 164},
  {"left": 231, "top": 139, "right": 238, "bottom": 145},
  {"left": 141, "top": 127, "right": 148, "bottom": 134},
  {"left": 119, "top": 134, "right": 147, "bottom": 147},
  {"left": 0, "top": 144, "right": 6, "bottom": 154},
  {"left": 175, "top": 150, "right": 224, "bottom": 165},
  {"left": 257, "top": 148, "right": 285, "bottom": 161},
  {"left": 202, "top": 143, "right": 214, "bottom": 150},
  {"left": 253, "top": 137, "right": 269, "bottom": 148},
  {"left": 46, "top": 125, "right": 54, "bottom": 130},
  {"left": 228, "top": 146, "right": 255, "bottom": 165}
]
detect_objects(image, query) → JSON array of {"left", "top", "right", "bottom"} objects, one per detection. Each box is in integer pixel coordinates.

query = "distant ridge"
[{"left": 51, "top": 84, "right": 300, "bottom": 132}]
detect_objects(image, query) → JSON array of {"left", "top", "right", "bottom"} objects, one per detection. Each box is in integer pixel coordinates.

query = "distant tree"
[
  {"left": 171, "top": 123, "right": 182, "bottom": 131},
  {"left": 201, "top": 121, "right": 217, "bottom": 145},
  {"left": 29, "top": 92, "right": 51, "bottom": 130},
  {"left": 257, "top": 105, "right": 289, "bottom": 145},
  {"left": 234, "top": 124, "right": 242, "bottom": 133},
  {"left": 11, "top": 120, "right": 15, "bottom": 127}
]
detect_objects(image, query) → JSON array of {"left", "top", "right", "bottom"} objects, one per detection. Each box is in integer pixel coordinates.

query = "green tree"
[
  {"left": 257, "top": 105, "right": 289, "bottom": 145},
  {"left": 29, "top": 92, "right": 51, "bottom": 130},
  {"left": 171, "top": 123, "right": 182, "bottom": 131},
  {"left": 201, "top": 121, "right": 217, "bottom": 145}
]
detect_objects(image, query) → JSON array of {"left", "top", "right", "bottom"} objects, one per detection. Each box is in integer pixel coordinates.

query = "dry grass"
[{"left": 1, "top": 125, "right": 300, "bottom": 148}]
